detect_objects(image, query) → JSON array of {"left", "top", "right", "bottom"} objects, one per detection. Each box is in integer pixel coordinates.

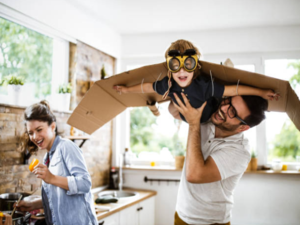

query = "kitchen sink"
[{"left": 98, "top": 190, "right": 139, "bottom": 199}]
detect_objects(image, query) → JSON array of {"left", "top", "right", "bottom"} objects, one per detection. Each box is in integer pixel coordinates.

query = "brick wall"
[
  {"left": 0, "top": 104, "right": 112, "bottom": 193},
  {"left": 0, "top": 41, "right": 115, "bottom": 194}
]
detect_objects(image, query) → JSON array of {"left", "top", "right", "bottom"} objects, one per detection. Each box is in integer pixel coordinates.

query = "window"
[
  {"left": 127, "top": 63, "right": 259, "bottom": 165},
  {"left": 125, "top": 64, "right": 188, "bottom": 166},
  {"left": 264, "top": 59, "right": 300, "bottom": 162},
  {"left": 0, "top": 17, "right": 69, "bottom": 106},
  {"left": 234, "top": 64, "right": 257, "bottom": 153},
  {"left": 130, "top": 102, "right": 188, "bottom": 165}
]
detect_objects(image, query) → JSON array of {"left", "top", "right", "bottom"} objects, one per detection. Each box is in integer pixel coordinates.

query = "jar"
[{"left": 272, "top": 159, "right": 282, "bottom": 171}]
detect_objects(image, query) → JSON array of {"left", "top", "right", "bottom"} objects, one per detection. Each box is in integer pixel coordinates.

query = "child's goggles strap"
[{"left": 167, "top": 49, "right": 198, "bottom": 73}]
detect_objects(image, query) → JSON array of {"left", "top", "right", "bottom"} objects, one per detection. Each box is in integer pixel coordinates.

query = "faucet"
[{"left": 118, "top": 154, "right": 123, "bottom": 191}]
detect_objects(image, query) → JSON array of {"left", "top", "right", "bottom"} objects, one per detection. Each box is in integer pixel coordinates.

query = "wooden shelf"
[
  {"left": 121, "top": 166, "right": 300, "bottom": 175},
  {"left": 244, "top": 170, "right": 300, "bottom": 175},
  {"left": 65, "top": 136, "right": 91, "bottom": 147},
  {"left": 121, "top": 166, "right": 182, "bottom": 171}
]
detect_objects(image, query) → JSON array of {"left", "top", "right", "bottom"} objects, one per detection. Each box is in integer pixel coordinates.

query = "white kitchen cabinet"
[
  {"left": 119, "top": 203, "right": 139, "bottom": 225},
  {"left": 138, "top": 197, "right": 155, "bottom": 225},
  {"left": 119, "top": 196, "right": 155, "bottom": 225},
  {"left": 98, "top": 213, "right": 120, "bottom": 225},
  {"left": 98, "top": 196, "right": 155, "bottom": 225}
]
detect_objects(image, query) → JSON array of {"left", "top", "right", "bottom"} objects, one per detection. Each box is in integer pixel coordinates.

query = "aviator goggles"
[{"left": 166, "top": 49, "right": 198, "bottom": 73}]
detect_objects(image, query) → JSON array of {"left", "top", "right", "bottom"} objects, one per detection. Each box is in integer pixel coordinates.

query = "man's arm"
[{"left": 172, "top": 93, "right": 221, "bottom": 183}]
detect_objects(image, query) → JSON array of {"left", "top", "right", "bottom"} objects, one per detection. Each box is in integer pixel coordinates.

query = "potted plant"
[
  {"left": 0, "top": 75, "right": 24, "bottom": 105},
  {"left": 250, "top": 151, "right": 258, "bottom": 171},
  {"left": 174, "top": 142, "right": 185, "bottom": 170},
  {"left": 56, "top": 83, "right": 72, "bottom": 111}
]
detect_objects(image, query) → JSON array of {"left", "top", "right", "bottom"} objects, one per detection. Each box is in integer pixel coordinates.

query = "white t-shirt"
[{"left": 176, "top": 122, "right": 251, "bottom": 224}]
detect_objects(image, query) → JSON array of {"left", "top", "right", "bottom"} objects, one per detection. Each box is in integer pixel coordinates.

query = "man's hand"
[
  {"left": 33, "top": 164, "right": 54, "bottom": 184},
  {"left": 172, "top": 93, "right": 207, "bottom": 126}
]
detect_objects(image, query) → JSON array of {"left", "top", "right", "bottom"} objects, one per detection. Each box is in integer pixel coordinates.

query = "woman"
[{"left": 15, "top": 101, "right": 97, "bottom": 225}]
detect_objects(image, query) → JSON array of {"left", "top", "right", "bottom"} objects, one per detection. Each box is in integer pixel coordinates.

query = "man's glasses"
[{"left": 220, "top": 97, "right": 248, "bottom": 125}]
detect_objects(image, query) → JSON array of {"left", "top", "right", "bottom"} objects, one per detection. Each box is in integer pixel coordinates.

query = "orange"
[
  {"left": 282, "top": 164, "right": 288, "bottom": 171},
  {"left": 29, "top": 158, "right": 39, "bottom": 172},
  {"left": 150, "top": 161, "right": 156, "bottom": 167}
]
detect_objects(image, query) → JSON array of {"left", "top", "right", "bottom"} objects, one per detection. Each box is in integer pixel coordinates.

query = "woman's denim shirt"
[{"left": 42, "top": 136, "right": 97, "bottom": 225}]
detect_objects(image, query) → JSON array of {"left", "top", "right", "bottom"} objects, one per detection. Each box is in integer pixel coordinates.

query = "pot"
[
  {"left": 0, "top": 193, "right": 30, "bottom": 211},
  {"left": 1, "top": 210, "right": 31, "bottom": 225}
]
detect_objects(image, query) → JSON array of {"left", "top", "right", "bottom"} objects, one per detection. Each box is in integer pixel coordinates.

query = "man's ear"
[{"left": 238, "top": 125, "right": 250, "bottom": 133}]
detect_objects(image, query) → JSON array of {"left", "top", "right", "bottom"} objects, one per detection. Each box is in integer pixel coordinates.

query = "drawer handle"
[{"left": 137, "top": 207, "right": 143, "bottom": 211}]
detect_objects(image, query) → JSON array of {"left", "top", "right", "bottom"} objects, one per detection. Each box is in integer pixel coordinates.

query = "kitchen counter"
[{"left": 93, "top": 188, "right": 156, "bottom": 221}]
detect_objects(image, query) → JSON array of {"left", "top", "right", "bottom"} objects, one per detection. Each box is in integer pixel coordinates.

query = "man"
[{"left": 172, "top": 93, "right": 268, "bottom": 225}]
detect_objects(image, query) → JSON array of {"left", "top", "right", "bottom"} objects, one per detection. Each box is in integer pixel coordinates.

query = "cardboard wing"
[{"left": 67, "top": 61, "right": 300, "bottom": 134}]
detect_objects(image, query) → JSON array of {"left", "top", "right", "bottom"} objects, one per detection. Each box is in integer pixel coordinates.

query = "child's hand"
[
  {"left": 113, "top": 85, "right": 128, "bottom": 94},
  {"left": 262, "top": 89, "right": 280, "bottom": 101}
]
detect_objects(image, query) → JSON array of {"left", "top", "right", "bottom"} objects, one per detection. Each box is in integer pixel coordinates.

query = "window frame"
[{"left": 0, "top": 4, "right": 75, "bottom": 106}]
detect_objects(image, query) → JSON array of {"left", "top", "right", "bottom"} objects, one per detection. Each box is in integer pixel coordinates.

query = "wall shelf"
[{"left": 65, "top": 136, "right": 90, "bottom": 148}]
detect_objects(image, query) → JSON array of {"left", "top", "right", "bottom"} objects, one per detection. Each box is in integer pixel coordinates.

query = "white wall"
[
  {"left": 0, "top": 0, "right": 121, "bottom": 58},
  {"left": 123, "top": 170, "right": 300, "bottom": 225},
  {"left": 121, "top": 26, "right": 300, "bottom": 60}
]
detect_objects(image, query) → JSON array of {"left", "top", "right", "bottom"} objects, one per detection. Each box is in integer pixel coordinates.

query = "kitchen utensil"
[
  {"left": 0, "top": 193, "right": 30, "bottom": 211},
  {"left": 11, "top": 195, "right": 22, "bottom": 217},
  {"left": 1, "top": 210, "right": 31, "bottom": 225},
  {"left": 94, "top": 205, "right": 110, "bottom": 212}
]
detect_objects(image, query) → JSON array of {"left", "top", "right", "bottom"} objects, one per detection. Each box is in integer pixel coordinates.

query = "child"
[{"left": 113, "top": 39, "right": 278, "bottom": 123}]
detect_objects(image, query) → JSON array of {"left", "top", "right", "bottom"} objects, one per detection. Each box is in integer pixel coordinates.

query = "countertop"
[{"left": 93, "top": 188, "right": 157, "bottom": 221}]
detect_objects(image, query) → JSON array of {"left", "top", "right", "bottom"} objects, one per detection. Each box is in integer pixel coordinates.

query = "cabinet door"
[
  {"left": 138, "top": 197, "right": 155, "bottom": 225},
  {"left": 119, "top": 203, "right": 139, "bottom": 225},
  {"left": 98, "top": 212, "right": 119, "bottom": 225}
]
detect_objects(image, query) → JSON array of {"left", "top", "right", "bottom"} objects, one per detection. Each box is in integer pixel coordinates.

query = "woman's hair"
[{"left": 20, "top": 100, "right": 57, "bottom": 154}]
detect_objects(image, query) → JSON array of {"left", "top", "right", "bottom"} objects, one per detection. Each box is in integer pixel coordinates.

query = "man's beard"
[
  {"left": 213, "top": 121, "right": 240, "bottom": 132},
  {"left": 211, "top": 109, "right": 240, "bottom": 132}
]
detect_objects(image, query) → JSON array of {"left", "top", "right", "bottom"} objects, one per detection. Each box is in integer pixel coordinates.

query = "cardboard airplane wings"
[{"left": 67, "top": 61, "right": 300, "bottom": 134}]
